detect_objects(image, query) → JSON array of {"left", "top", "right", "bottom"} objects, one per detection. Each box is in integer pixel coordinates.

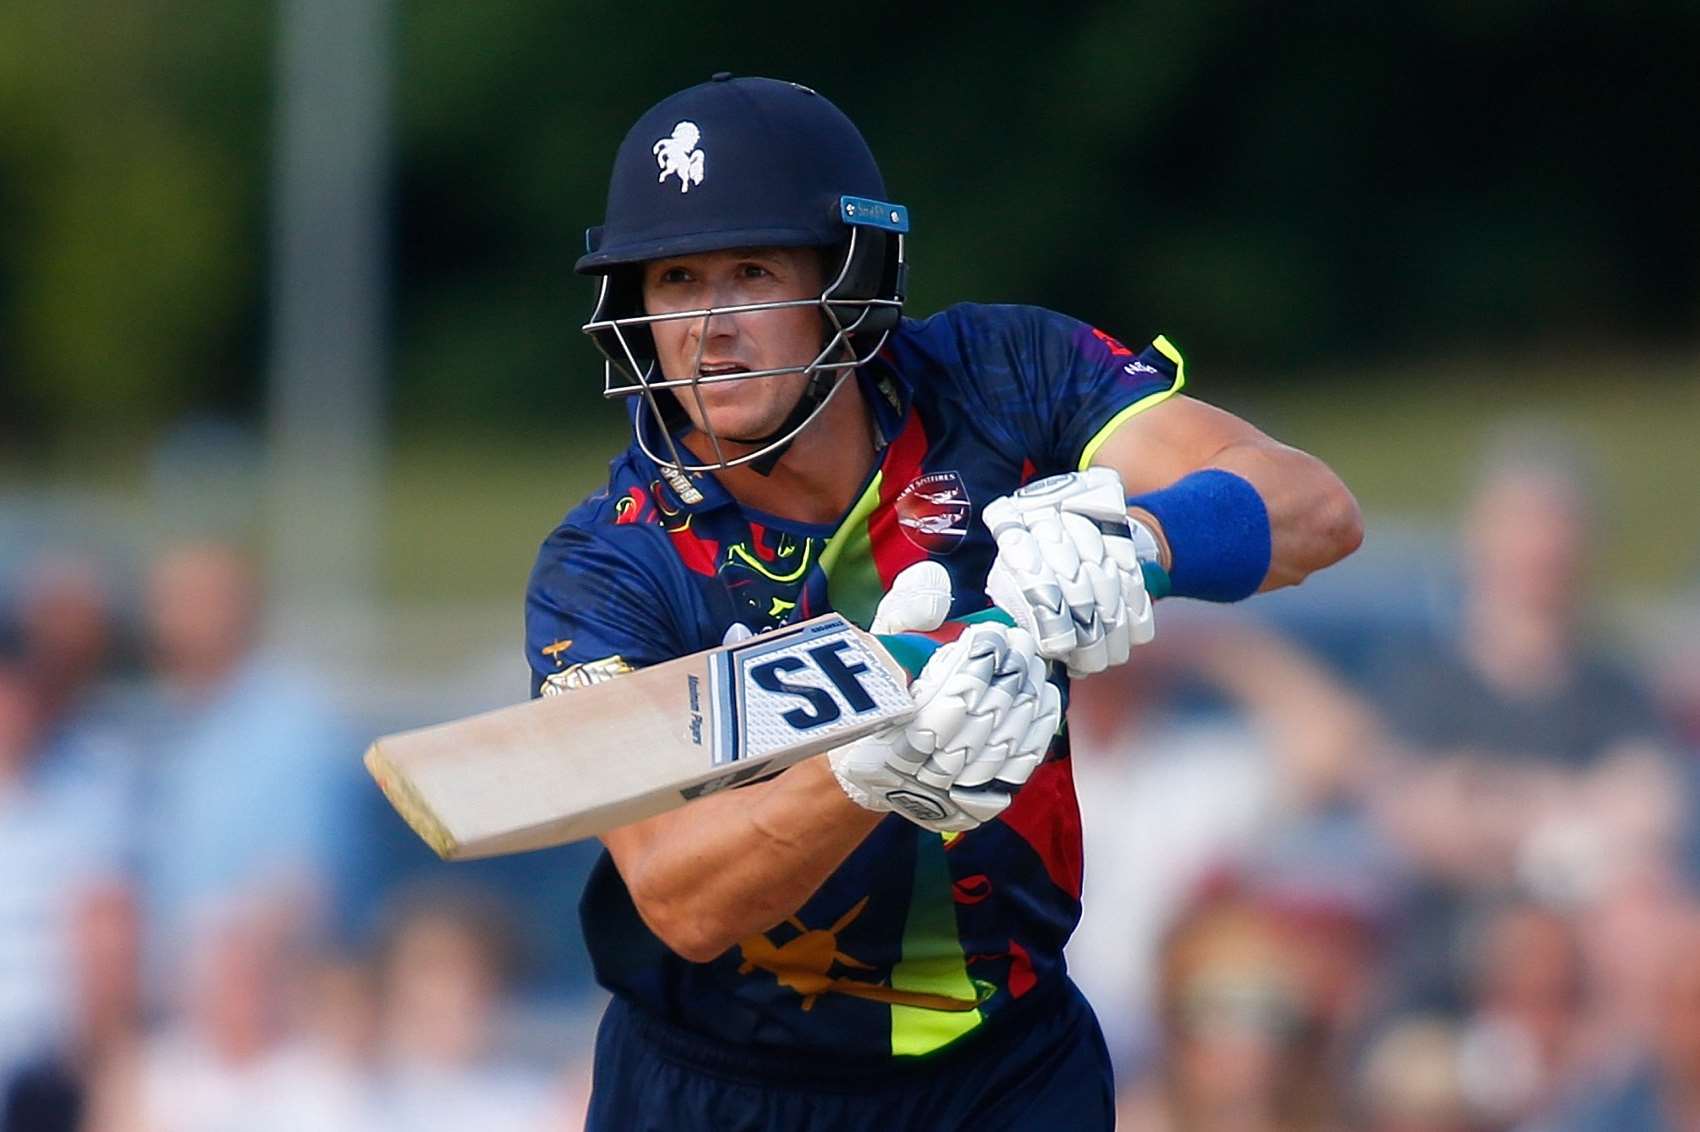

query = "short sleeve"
[
  {"left": 927, "top": 305, "right": 1185, "bottom": 476},
  {"left": 1062, "top": 327, "right": 1187, "bottom": 472},
  {"left": 525, "top": 524, "right": 687, "bottom": 699}
]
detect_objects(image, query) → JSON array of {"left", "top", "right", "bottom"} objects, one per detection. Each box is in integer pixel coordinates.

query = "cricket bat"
[{"left": 366, "top": 609, "right": 1010, "bottom": 861}]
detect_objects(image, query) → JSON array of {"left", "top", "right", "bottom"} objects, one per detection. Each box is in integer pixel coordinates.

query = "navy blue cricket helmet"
[{"left": 577, "top": 74, "right": 909, "bottom": 479}]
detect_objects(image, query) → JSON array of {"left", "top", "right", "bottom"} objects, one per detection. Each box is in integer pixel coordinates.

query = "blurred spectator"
[
  {"left": 1644, "top": 594, "right": 1700, "bottom": 757},
  {"left": 225, "top": 950, "right": 384, "bottom": 1132},
  {"left": 1443, "top": 900, "right": 1591, "bottom": 1128},
  {"left": 372, "top": 883, "right": 556, "bottom": 1132},
  {"left": 2, "top": 881, "right": 142, "bottom": 1132},
  {"left": 1259, "top": 875, "right": 1387, "bottom": 1078},
  {"left": 1117, "top": 890, "right": 1341, "bottom": 1132},
  {"left": 95, "top": 897, "right": 326, "bottom": 1132},
  {"left": 134, "top": 540, "right": 363, "bottom": 992},
  {"left": 14, "top": 554, "right": 129, "bottom": 725},
  {"left": 1575, "top": 870, "right": 1693, "bottom": 1070},
  {"left": 1377, "top": 425, "right": 1666, "bottom": 771},
  {"left": 1369, "top": 425, "right": 1680, "bottom": 1012},
  {"left": 1069, "top": 611, "right": 1398, "bottom": 1067},
  {"left": 0, "top": 641, "right": 132, "bottom": 1098},
  {"left": 1527, "top": 906, "right": 1700, "bottom": 1132},
  {"left": 1356, "top": 1016, "right": 1474, "bottom": 1132}
]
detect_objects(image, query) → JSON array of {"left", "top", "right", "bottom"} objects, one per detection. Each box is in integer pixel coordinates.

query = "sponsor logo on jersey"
[
  {"left": 894, "top": 471, "right": 972, "bottom": 554},
  {"left": 1090, "top": 326, "right": 1134, "bottom": 357},
  {"left": 735, "top": 896, "right": 989, "bottom": 1012},
  {"left": 613, "top": 485, "right": 649, "bottom": 524},
  {"left": 653, "top": 121, "right": 705, "bottom": 193}
]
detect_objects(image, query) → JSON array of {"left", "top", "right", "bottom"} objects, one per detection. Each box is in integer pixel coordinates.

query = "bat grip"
[
  {"left": 951, "top": 607, "right": 1019, "bottom": 629},
  {"left": 875, "top": 606, "right": 1018, "bottom": 681}
]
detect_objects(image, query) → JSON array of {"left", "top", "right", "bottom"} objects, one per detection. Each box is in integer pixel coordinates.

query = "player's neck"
[{"left": 704, "top": 381, "right": 880, "bottom": 526}]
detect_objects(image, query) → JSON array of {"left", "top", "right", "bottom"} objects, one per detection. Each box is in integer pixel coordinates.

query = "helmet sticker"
[{"left": 652, "top": 121, "right": 705, "bottom": 193}]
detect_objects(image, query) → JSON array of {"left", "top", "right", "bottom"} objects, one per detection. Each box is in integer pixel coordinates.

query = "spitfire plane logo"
[
  {"left": 653, "top": 121, "right": 705, "bottom": 193},
  {"left": 894, "top": 471, "right": 972, "bottom": 554}
]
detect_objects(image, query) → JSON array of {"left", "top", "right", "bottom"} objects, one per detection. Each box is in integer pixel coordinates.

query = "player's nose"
[{"left": 695, "top": 303, "right": 739, "bottom": 342}]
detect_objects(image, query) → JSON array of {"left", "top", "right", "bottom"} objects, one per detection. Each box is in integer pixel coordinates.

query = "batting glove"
[
  {"left": 830, "top": 620, "right": 1060, "bottom": 832},
  {"left": 833, "top": 562, "right": 1059, "bottom": 832},
  {"left": 982, "top": 466, "right": 1155, "bottom": 678}
]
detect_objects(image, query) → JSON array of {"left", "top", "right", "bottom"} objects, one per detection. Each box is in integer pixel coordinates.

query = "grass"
[
  {"left": 7, "top": 349, "right": 1698, "bottom": 613},
  {"left": 378, "top": 351, "right": 1699, "bottom": 606},
  {"left": 1228, "top": 351, "right": 1700, "bottom": 590}
]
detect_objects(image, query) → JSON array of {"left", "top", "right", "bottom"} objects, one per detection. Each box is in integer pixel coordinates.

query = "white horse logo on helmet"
[{"left": 653, "top": 121, "right": 705, "bottom": 193}]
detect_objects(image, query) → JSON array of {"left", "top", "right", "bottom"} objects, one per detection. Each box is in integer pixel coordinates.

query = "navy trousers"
[{"left": 585, "top": 978, "right": 1115, "bottom": 1131}]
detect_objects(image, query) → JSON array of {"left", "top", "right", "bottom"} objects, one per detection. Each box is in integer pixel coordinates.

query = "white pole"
[{"left": 267, "top": 0, "right": 389, "bottom": 662}]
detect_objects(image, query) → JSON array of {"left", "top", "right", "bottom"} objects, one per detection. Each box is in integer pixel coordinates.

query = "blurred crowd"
[
  {"left": 0, "top": 544, "right": 595, "bottom": 1131},
  {"left": 3, "top": 423, "right": 1696, "bottom": 1131},
  {"left": 1069, "top": 426, "right": 1700, "bottom": 1131}
]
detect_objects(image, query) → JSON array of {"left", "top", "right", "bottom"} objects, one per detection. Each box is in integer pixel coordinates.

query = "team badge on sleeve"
[{"left": 540, "top": 655, "right": 635, "bottom": 695}]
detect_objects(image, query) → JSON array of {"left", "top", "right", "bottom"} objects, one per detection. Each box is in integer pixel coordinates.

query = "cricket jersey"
[{"left": 525, "top": 302, "right": 1183, "bottom": 1060}]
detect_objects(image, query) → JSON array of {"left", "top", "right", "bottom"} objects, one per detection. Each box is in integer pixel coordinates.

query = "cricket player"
[{"left": 527, "top": 75, "right": 1362, "bottom": 1129}]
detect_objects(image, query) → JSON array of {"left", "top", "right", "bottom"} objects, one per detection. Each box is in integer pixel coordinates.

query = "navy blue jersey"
[{"left": 526, "top": 302, "right": 1182, "bottom": 1059}]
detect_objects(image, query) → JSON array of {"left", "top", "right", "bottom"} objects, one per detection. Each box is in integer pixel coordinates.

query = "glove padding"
[
  {"left": 830, "top": 620, "right": 1061, "bottom": 833},
  {"left": 983, "top": 466, "right": 1155, "bottom": 678}
]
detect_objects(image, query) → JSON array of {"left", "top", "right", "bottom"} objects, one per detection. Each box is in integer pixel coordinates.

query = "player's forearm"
[
  {"left": 1133, "top": 442, "right": 1362, "bottom": 593},
  {"left": 604, "top": 755, "right": 884, "bottom": 962},
  {"left": 1094, "top": 395, "right": 1361, "bottom": 598},
  {"left": 1216, "top": 442, "right": 1362, "bottom": 590}
]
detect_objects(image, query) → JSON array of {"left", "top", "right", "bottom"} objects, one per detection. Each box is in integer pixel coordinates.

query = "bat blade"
[{"left": 366, "top": 613, "right": 915, "bottom": 860}]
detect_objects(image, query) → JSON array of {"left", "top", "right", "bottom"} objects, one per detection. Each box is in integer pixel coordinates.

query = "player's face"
[{"left": 641, "top": 247, "right": 826, "bottom": 445}]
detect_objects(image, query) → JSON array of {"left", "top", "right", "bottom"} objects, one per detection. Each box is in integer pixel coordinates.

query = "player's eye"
[
  {"left": 657, "top": 266, "right": 692, "bottom": 284},
  {"left": 738, "top": 262, "right": 773, "bottom": 280}
]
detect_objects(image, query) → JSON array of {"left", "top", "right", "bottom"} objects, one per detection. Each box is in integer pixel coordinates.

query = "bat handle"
[
  {"left": 874, "top": 606, "right": 1018, "bottom": 681},
  {"left": 949, "top": 607, "right": 1019, "bottom": 629}
]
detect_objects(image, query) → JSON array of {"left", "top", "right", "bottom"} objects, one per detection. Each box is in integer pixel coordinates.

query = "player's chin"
[
  {"left": 700, "top": 409, "right": 787, "bottom": 449},
  {"left": 684, "top": 394, "right": 783, "bottom": 442}
]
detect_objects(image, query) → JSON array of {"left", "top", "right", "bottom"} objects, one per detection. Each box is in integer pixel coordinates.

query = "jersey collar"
[
  {"left": 622, "top": 345, "right": 915, "bottom": 516},
  {"left": 858, "top": 344, "right": 912, "bottom": 448}
]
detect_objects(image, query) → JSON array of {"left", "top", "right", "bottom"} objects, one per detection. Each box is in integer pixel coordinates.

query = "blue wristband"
[{"left": 1127, "top": 469, "right": 1270, "bottom": 602}]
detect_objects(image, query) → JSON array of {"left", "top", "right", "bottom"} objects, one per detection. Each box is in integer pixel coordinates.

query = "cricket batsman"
[{"left": 527, "top": 74, "right": 1362, "bottom": 1129}]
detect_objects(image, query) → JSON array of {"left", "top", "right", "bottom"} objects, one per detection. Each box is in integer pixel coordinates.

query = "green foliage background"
[
  {"left": 3, "top": 1, "right": 1696, "bottom": 446},
  {"left": 0, "top": 4, "right": 269, "bottom": 434}
]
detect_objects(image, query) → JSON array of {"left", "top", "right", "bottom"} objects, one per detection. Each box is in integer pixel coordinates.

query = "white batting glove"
[
  {"left": 830, "top": 619, "right": 1060, "bottom": 834},
  {"left": 869, "top": 560, "right": 953, "bottom": 637},
  {"left": 982, "top": 466, "right": 1155, "bottom": 679}
]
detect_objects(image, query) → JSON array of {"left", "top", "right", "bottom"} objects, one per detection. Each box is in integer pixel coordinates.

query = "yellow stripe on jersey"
[
  {"left": 1075, "top": 334, "right": 1187, "bottom": 472},
  {"left": 890, "top": 833, "right": 984, "bottom": 1056},
  {"left": 727, "top": 538, "right": 815, "bottom": 583}
]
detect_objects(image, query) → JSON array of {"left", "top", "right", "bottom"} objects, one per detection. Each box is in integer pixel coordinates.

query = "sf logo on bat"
[
  {"left": 692, "top": 617, "right": 911, "bottom": 771},
  {"left": 748, "top": 640, "right": 881, "bottom": 729}
]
